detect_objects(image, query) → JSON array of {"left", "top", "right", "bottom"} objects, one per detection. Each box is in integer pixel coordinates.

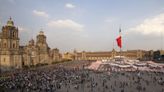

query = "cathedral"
[{"left": 0, "top": 18, "right": 61, "bottom": 70}]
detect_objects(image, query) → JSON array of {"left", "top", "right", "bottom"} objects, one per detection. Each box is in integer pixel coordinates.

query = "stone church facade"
[{"left": 0, "top": 18, "right": 61, "bottom": 70}]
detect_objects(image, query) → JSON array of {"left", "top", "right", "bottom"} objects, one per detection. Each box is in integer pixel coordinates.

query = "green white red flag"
[{"left": 116, "top": 28, "right": 122, "bottom": 48}]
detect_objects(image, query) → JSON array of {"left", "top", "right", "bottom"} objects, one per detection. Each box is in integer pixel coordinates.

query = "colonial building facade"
[
  {"left": 0, "top": 18, "right": 61, "bottom": 70},
  {"left": 63, "top": 49, "right": 147, "bottom": 61}
]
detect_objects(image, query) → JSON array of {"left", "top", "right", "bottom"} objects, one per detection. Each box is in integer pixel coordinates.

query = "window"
[
  {"left": 4, "top": 43, "right": 6, "bottom": 48},
  {"left": 13, "top": 32, "right": 15, "bottom": 38},
  {"left": 13, "top": 43, "right": 15, "bottom": 48},
  {"left": 4, "top": 58, "right": 5, "bottom": 62}
]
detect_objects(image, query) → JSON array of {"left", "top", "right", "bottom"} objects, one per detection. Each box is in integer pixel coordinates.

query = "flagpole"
[
  {"left": 119, "top": 28, "right": 121, "bottom": 60},
  {"left": 112, "top": 40, "right": 115, "bottom": 59},
  {"left": 120, "top": 46, "right": 121, "bottom": 60}
]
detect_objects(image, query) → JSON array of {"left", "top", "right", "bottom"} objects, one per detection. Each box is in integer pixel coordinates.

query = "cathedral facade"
[{"left": 0, "top": 18, "right": 61, "bottom": 70}]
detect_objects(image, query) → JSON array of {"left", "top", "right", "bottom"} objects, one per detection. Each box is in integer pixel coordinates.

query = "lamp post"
[
  {"left": 161, "top": 30, "right": 163, "bottom": 51},
  {"left": 29, "top": 52, "right": 32, "bottom": 67},
  {"left": 31, "top": 51, "right": 35, "bottom": 66},
  {"left": 29, "top": 50, "right": 34, "bottom": 67},
  {"left": 0, "top": 38, "right": 1, "bottom": 75}
]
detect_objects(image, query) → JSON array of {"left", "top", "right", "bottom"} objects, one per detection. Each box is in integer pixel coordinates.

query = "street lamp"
[
  {"left": 0, "top": 39, "right": 1, "bottom": 74},
  {"left": 31, "top": 51, "right": 35, "bottom": 66}
]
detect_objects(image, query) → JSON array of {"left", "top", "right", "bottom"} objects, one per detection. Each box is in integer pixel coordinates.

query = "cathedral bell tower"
[
  {"left": 36, "top": 31, "right": 46, "bottom": 44},
  {"left": 36, "top": 31, "right": 49, "bottom": 52},
  {"left": 0, "top": 17, "right": 19, "bottom": 50},
  {"left": 36, "top": 31, "right": 50, "bottom": 64},
  {"left": 0, "top": 18, "right": 21, "bottom": 69}
]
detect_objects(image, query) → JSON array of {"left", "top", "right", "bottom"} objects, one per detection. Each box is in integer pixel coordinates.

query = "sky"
[{"left": 0, "top": 0, "right": 164, "bottom": 52}]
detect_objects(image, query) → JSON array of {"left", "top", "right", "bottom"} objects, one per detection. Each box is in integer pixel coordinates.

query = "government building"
[
  {"left": 63, "top": 49, "right": 146, "bottom": 61},
  {"left": 0, "top": 18, "right": 62, "bottom": 70}
]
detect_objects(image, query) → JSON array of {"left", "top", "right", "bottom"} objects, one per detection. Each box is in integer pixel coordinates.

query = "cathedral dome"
[{"left": 7, "top": 17, "right": 14, "bottom": 26}]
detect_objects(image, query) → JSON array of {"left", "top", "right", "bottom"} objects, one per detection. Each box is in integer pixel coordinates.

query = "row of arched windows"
[
  {"left": 2, "top": 30, "right": 18, "bottom": 38},
  {"left": 0, "top": 43, "right": 16, "bottom": 48}
]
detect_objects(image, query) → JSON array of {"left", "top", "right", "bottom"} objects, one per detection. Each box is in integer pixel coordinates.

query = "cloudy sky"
[{"left": 0, "top": 0, "right": 164, "bottom": 52}]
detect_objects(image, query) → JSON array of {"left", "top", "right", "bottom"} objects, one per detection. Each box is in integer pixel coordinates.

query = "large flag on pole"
[{"left": 116, "top": 28, "right": 122, "bottom": 48}]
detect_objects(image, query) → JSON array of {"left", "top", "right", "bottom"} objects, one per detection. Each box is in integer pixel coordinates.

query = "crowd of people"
[{"left": 0, "top": 60, "right": 164, "bottom": 92}]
